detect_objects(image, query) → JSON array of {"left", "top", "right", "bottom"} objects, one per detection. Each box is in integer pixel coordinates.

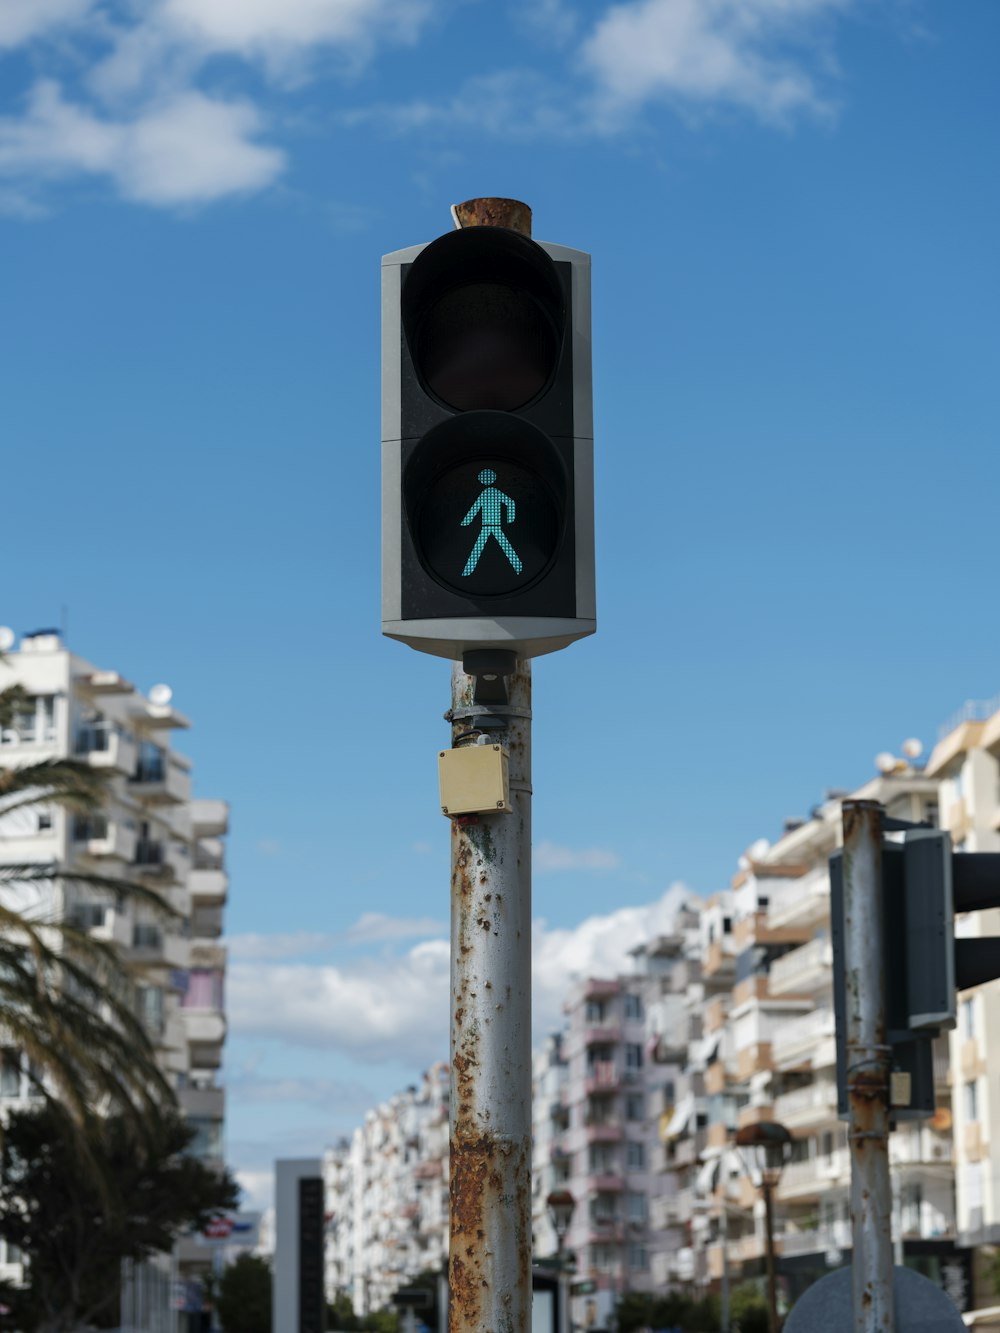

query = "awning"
[
  {"left": 664, "top": 1095, "right": 694, "bottom": 1141},
  {"left": 696, "top": 1157, "right": 719, "bottom": 1194}
]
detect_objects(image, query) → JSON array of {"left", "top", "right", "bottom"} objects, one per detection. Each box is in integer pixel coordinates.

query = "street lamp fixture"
[
  {"left": 546, "top": 1188, "right": 576, "bottom": 1254},
  {"left": 735, "top": 1120, "right": 793, "bottom": 1333},
  {"left": 546, "top": 1190, "right": 576, "bottom": 1333}
]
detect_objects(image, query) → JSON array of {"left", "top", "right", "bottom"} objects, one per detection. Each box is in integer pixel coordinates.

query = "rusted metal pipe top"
[{"left": 452, "top": 197, "right": 532, "bottom": 235}]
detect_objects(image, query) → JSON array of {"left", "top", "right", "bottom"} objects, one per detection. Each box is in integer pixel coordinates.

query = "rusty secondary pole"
[
  {"left": 842, "top": 799, "right": 894, "bottom": 1332},
  {"left": 449, "top": 658, "right": 532, "bottom": 1332},
  {"left": 447, "top": 197, "right": 535, "bottom": 1333}
]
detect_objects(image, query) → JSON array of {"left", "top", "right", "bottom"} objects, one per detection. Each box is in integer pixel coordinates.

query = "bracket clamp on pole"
[{"left": 462, "top": 650, "right": 518, "bottom": 706}]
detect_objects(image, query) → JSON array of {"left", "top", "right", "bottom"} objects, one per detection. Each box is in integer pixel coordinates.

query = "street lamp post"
[
  {"left": 546, "top": 1189, "right": 576, "bottom": 1333},
  {"left": 735, "top": 1121, "right": 793, "bottom": 1333}
]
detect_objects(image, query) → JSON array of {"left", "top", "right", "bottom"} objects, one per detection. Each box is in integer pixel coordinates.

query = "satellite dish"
[
  {"left": 149, "top": 683, "right": 173, "bottom": 707},
  {"left": 0, "top": 627, "right": 15, "bottom": 651},
  {"left": 875, "top": 752, "right": 897, "bottom": 774},
  {"left": 902, "top": 738, "right": 923, "bottom": 759},
  {"left": 748, "top": 838, "right": 770, "bottom": 861}
]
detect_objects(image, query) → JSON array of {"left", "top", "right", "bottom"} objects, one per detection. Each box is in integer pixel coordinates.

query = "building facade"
[{"left": 0, "top": 630, "right": 229, "bottom": 1317}]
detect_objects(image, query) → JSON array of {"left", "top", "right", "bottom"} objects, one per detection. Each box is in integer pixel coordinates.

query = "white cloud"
[
  {"left": 227, "top": 883, "right": 699, "bottom": 1064},
  {"left": 89, "top": 0, "right": 438, "bottom": 99},
  {"left": 534, "top": 841, "right": 621, "bottom": 873},
  {"left": 228, "top": 931, "right": 340, "bottom": 961},
  {"left": 0, "top": 81, "right": 285, "bottom": 206},
  {"left": 228, "top": 938, "right": 451, "bottom": 1064},
  {"left": 345, "top": 912, "right": 447, "bottom": 944},
  {"left": 580, "top": 0, "right": 851, "bottom": 125},
  {"left": 0, "top": 0, "right": 92, "bottom": 49}
]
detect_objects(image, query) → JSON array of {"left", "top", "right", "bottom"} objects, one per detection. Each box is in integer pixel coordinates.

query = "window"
[
  {"left": 589, "top": 1146, "right": 616, "bottom": 1173},
  {"left": 1, "top": 695, "right": 56, "bottom": 746},
  {"left": 134, "top": 741, "right": 165, "bottom": 784},
  {"left": 37, "top": 810, "right": 52, "bottom": 831},
  {"left": 624, "top": 1043, "right": 643, "bottom": 1071},
  {"left": 627, "top": 1192, "right": 647, "bottom": 1222},
  {"left": 72, "top": 814, "right": 108, "bottom": 842},
  {"left": 962, "top": 998, "right": 975, "bottom": 1041},
  {"left": 625, "top": 1094, "right": 645, "bottom": 1122},
  {"left": 0, "top": 1050, "right": 21, "bottom": 1097},
  {"left": 187, "top": 1117, "right": 223, "bottom": 1161},
  {"left": 965, "top": 1080, "right": 979, "bottom": 1123},
  {"left": 626, "top": 1141, "right": 645, "bottom": 1170},
  {"left": 133, "top": 923, "right": 162, "bottom": 950},
  {"left": 184, "top": 969, "right": 225, "bottom": 1010},
  {"left": 723, "top": 916, "right": 732, "bottom": 934},
  {"left": 628, "top": 1244, "right": 648, "bottom": 1271},
  {"left": 624, "top": 994, "right": 642, "bottom": 1021},
  {"left": 69, "top": 902, "right": 108, "bottom": 931},
  {"left": 585, "top": 999, "right": 606, "bottom": 1024},
  {"left": 136, "top": 985, "right": 165, "bottom": 1037}
]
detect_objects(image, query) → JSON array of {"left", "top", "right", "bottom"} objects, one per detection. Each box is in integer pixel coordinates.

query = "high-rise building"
[
  {"left": 0, "top": 630, "right": 229, "bottom": 1317},
  {"left": 924, "top": 697, "right": 1000, "bottom": 1308}
]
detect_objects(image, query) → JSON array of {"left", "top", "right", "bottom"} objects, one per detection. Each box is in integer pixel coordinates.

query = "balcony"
[
  {"left": 75, "top": 725, "right": 137, "bottom": 775},
  {"left": 586, "top": 1123, "right": 624, "bottom": 1144},
  {"left": 189, "top": 867, "right": 228, "bottom": 904},
  {"left": 766, "top": 869, "right": 830, "bottom": 931},
  {"left": 130, "top": 928, "right": 190, "bottom": 970},
  {"left": 779, "top": 1222, "right": 851, "bottom": 1257},
  {"left": 704, "top": 939, "right": 737, "bottom": 979},
  {"left": 771, "top": 1008, "right": 836, "bottom": 1068},
  {"left": 778, "top": 1154, "right": 847, "bottom": 1201},
  {"left": 736, "top": 1042, "right": 772, "bottom": 1081},
  {"left": 734, "top": 911, "right": 812, "bottom": 950},
  {"left": 133, "top": 839, "right": 186, "bottom": 884},
  {"left": 182, "top": 1010, "right": 226, "bottom": 1045},
  {"left": 179, "top": 1085, "right": 225, "bottom": 1120},
  {"left": 73, "top": 817, "right": 137, "bottom": 863},
  {"left": 192, "top": 800, "right": 229, "bottom": 838},
  {"left": 584, "top": 1026, "right": 622, "bottom": 1046},
  {"left": 583, "top": 979, "right": 621, "bottom": 1001},
  {"left": 586, "top": 1061, "right": 621, "bottom": 1094},
  {"left": 768, "top": 937, "right": 832, "bottom": 996},
  {"left": 588, "top": 1219, "right": 626, "bottom": 1243},
  {"left": 589, "top": 1173, "right": 625, "bottom": 1193},
  {"left": 130, "top": 755, "right": 192, "bottom": 805},
  {"left": 773, "top": 1079, "right": 838, "bottom": 1130}
]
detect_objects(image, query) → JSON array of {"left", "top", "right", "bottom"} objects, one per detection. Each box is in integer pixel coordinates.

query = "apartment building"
[
  {"left": 0, "top": 630, "right": 229, "bottom": 1314},
  {"left": 689, "top": 764, "right": 963, "bottom": 1310},
  {"left": 538, "top": 971, "right": 665, "bottom": 1327},
  {"left": 925, "top": 698, "right": 1000, "bottom": 1305},
  {"left": 325, "top": 1062, "right": 450, "bottom": 1314}
]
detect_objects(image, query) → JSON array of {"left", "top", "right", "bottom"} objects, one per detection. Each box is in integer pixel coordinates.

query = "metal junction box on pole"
[{"left": 438, "top": 743, "right": 511, "bottom": 816}]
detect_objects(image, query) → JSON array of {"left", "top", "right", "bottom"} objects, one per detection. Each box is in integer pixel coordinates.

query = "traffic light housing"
[
  {"left": 381, "top": 222, "right": 594, "bottom": 660},
  {"left": 830, "top": 823, "right": 1000, "bottom": 1119}
]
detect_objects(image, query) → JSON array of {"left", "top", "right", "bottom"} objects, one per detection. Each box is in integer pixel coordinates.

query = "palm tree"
[{"left": 0, "top": 682, "right": 178, "bottom": 1125}]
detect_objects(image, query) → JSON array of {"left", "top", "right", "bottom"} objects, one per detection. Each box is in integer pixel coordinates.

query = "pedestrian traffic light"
[
  {"left": 830, "top": 820, "right": 1000, "bottom": 1119},
  {"left": 381, "top": 208, "right": 595, "bottom": 661}
]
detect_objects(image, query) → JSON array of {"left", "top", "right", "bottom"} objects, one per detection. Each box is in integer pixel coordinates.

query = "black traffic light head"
[{"left": 382, "top": 221, "right": 595, "bottom": 660}]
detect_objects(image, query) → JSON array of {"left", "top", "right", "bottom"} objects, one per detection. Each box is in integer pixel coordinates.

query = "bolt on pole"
[
  {"left": 448, "top": 657, "right": 533, "bottom": 1333},
  {"left": 842, "top": 799, "right": 894, "bottom": 1333}
]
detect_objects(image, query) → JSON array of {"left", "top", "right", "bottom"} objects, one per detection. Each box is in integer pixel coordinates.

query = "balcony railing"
[
  {"left": 771, "top": 1007, "right": 836, "bottom": 1061},
  {"left": 768, "top": 937, "right": 832, "bottom": 995}
]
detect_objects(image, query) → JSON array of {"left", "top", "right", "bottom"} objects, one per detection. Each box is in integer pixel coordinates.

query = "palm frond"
[{"left": 0, "top": 758, "right": 107, "bottom": 813}]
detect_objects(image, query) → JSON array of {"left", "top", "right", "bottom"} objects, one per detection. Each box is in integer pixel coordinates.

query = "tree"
[
  {"left": 216, "top": 1253, "right": 272, "bottom": 1333},
  {"left": 0, "top": 1098, "right": 239, "bottom": 1332}
]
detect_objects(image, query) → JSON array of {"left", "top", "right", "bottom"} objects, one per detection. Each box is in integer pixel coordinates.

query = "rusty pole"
[
  {"left": 447, "top": 198, "right": 534, "bottom": 1333},
  {"left": 449, "top": 658, "right": 532, "bottom": 1333},
  {"left": 842, "top": 799, "right": 894, "bottom": 1333}
]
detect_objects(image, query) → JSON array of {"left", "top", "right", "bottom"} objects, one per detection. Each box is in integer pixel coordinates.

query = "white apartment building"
[
  {"left": 667, "top": 763, "right": 965, "bottom": 1314},
  {"left": 0, "top": 629, "right": 229, "bottom": 1320},
  {"left": 544, "top": 971, "right": 669, "bottom": 1327},
  {"left": 325, "top": 1062, "right": 449, "bottom": 1314},
  {"left": 924, "top": 698, "right": 1000, "bottom": 1305}
]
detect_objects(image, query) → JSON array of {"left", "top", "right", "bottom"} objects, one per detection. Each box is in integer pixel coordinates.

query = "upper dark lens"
[{"left": 416, "top": 282, "right": 558, "bottom": 412}]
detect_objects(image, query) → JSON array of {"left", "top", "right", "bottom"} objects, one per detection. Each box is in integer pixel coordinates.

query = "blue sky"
[{"left": 2, "top": 0, "right": 998, "bottom": 1210}]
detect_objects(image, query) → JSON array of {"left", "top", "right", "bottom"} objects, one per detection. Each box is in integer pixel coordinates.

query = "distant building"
[
  {"left": 925, "top": 698, "right": 1000, "bottom": 1308},
  {"left": 324, "top": 1062, "right": 449, "bottom": 1313},
  {"left": 0, "top": 630, "right": 229, "bottom": 1325}
]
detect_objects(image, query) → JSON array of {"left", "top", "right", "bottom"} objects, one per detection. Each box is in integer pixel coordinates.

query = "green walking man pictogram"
[{"left": 461, "top": 468, "right": 523, "bottom": 577}]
